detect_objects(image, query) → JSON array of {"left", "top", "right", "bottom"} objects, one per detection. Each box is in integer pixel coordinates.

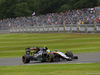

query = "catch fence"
[{"left": 9, "top": 24, "right": 100, "bottom": 33}]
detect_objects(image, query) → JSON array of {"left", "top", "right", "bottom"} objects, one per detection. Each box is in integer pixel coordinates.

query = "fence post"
[
  {"left": 77, "top": 24, "right": 79, "bottom": 32},
  {"left": 18, "top": 25, "right": 20, "bottom": 33},
  {"left": 94, "top": 23, "right": 97, "bottom": 33},
  {"left": 26, "top": 25, "right": 29, "bottom": 32},
  {"left": 57, "top": 25, "right": 59, "bottom": 32},
  {"left": 11, "top": 26, "right": 14, "bottom": 33},
  {"left": 52, "top": 24, "right": 54, "bottom": 32},
  {"left": 30, "top": 26, "right": 33, "bottom": 33},
  {"left": 43, "top": 24, "right": 44, "bottom": 32},
  {"left": 38, "top": 26, "right": 40, "bottom": 33},
  {"left": 63, "top": 22, "right": 66, "bottom": 32},
  {"left": 34, "top": 25, "right": 36, "bottom": 32},
  {"left": 48, "top": 25, "right": 49, "bottom": 32},
  {"left": 70, "top": 24, "right": 72, "bottom": 32},
  {"left": 85, "top": 24, "right": 88, "bottom": 33}
]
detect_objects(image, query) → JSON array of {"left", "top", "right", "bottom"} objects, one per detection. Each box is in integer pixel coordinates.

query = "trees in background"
[{"left": 0, "top": 0, "right": 98, "bottom": 19}]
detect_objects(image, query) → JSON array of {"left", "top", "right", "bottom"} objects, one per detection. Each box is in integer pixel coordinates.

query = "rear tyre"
[
  {"left": 54, "top": 54, "right": 60, "bottom": 62},
  {"left": 22, "top": 54, "right": 30, "bottom": 64},
  {"left": 46, "top": 53, "right": 54, "bottom": 62}
]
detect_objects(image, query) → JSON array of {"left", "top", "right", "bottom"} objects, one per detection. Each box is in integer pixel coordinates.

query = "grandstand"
[{"left": 0, "top": 7, "right": 100, "bottom": 33}]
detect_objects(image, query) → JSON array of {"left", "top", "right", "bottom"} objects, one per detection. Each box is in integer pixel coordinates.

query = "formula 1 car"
[{"left": 22, "top": 46, "right": 78, "bottom": 63}]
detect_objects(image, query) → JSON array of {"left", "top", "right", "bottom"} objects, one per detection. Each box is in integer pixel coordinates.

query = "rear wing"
[{"left": 25, "top": 47, "right": 40, "bottom": 51}]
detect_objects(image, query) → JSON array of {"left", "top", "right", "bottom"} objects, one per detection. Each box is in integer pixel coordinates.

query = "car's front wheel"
[
  {"left": 22, "top": 54, "right": 30, "bottom": 64},
  {"left": 65, "top": 51, "right": 73, "bottom": 61}
]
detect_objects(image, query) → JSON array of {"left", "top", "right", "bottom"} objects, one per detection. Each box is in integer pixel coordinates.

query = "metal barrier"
[{"left": 9, "top": 24, "right": 100, "bottom": 33}]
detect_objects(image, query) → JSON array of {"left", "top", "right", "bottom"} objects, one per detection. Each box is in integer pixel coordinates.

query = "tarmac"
[{"left": 0, "top": 52, "right": 100, "bottom": 66}]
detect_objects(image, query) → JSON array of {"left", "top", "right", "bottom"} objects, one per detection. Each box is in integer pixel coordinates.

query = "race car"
[{"left": 22, "top": 46, "right": 78, "bottom": 63}]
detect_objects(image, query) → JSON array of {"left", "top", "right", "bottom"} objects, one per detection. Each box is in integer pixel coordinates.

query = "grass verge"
[
  {"left": 0, "top": 63, "right": 100, "bottom": 75},
  {"left": 0, "top": 33, "right": 100, "bottom": 58}
]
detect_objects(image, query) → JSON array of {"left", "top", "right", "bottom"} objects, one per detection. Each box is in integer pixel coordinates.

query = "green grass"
[
  {"left": 0, "top": 33, "right": 100, "bottom": 58},
  {"left": 0, "top": 63, "right": 100, "bottom": 75},
  {"left": 0, "top": 33, "right": 100, "bottom": 75}
]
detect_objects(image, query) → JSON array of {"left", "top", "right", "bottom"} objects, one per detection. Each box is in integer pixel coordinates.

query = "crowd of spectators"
[{"left": 0, "top": 6, "right": 100, "bottom": 29}]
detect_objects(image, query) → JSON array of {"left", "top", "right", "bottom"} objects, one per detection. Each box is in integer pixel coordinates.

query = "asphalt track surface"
[{"left": 0, "top": 52, "right": 100, "bottom": 66}]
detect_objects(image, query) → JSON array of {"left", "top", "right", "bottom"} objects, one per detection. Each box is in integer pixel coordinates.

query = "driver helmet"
[{"left": 44, "top": 47, "right": 48, "bottom": 50}]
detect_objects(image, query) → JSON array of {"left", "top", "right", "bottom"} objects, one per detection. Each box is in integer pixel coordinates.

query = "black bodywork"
[{"left": 22, "top": 47, "right": 78, "bottom": 64}]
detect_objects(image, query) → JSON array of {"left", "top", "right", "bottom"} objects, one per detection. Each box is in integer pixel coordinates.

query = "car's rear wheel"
[
  {"left": 54, "top": 54, "right": 60, "bottom": 62},
  {"left": 46, "top": 53, "right": 54, "bottom": 62},
  {"left": 22, "top": 54, "right": 30, "bottom": 64}
]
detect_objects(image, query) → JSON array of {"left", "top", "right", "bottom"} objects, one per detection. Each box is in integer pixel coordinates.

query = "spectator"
[{"left": 0, "top": 6, "right": 100, "bottom": 30}]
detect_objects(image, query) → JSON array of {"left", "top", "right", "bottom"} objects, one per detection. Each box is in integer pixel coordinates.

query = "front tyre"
[
  {"left": 65, "top": 51, "right": 73, "bottom": 58},
  {"left": 65, "top": 51, "right": 73, "bottom": 61},
  {"left": 22, "top": 54, "right": 30, "bottom": 64}
]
